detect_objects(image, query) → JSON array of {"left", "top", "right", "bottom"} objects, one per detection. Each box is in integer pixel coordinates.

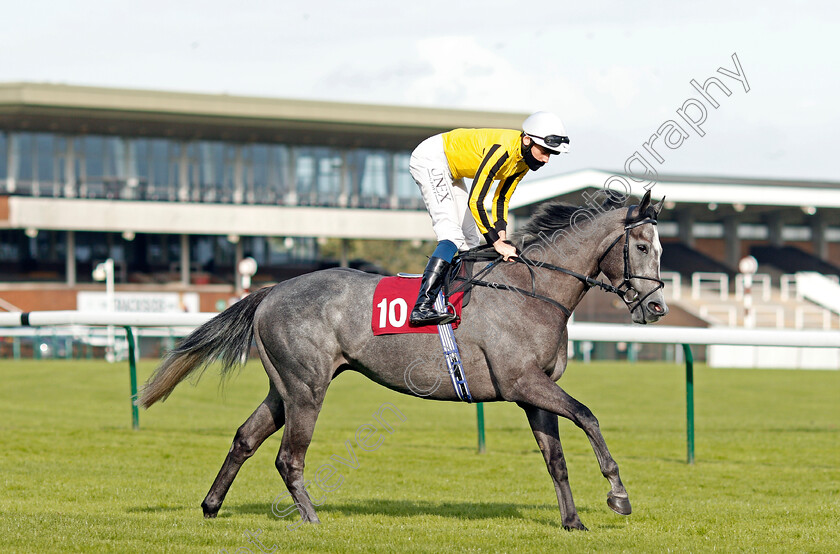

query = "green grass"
[{"left": 0, "top": 359, "right": 838, "bottom": 553}]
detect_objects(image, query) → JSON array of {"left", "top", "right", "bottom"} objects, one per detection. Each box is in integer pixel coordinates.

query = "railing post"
[
  {"left": 682, "top": 344, "right": 695, "bottom": 464},
  {"left": 476, "top": 402, "right": 486, "bottom": 454},
  {"left": 125, "top": 326, "right": 140, "bottom": 430}
]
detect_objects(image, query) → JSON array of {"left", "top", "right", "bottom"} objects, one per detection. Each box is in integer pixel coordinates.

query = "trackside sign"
[{"left": 77, "top": 292, "right": 200, "bottom": 313}]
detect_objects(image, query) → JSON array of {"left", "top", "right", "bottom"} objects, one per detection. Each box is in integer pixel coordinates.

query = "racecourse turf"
[{"left": 0, "top": 358, "right": 838, "bottom": 553}]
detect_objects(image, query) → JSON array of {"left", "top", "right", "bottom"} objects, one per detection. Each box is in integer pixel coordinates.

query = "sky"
[{"left": 1, "top": 0, "right": 838, "bottom": 183}]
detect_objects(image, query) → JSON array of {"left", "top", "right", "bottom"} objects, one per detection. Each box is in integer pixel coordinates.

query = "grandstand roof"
[
  {"left": 0, "top": 82, "right": 528, "bottom": 149},
  {"left": 512, "top": 169, "right": 840, "bottom": 222}
]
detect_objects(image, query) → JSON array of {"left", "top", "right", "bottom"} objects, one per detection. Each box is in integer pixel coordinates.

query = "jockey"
[{"left": 408, "top": 111, "right": 570, "bottom": 326}]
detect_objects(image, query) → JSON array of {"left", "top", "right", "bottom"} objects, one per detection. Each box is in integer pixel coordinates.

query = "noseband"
[{"left": 596, "top": 205, "right": 665, "bottom": 314}]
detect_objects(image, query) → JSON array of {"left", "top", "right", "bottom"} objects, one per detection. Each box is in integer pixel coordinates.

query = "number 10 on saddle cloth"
[{"left": 371, "top": 276, "right": 471, "bottom": 402}]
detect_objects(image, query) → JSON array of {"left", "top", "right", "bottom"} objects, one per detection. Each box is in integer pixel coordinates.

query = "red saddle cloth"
[{"left": 372, "top": 276, "right": 463, "bottom": 335}]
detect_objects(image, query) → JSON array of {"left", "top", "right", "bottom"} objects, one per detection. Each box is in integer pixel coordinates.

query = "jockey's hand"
[{"left": 493, "top": 238, "right": 518, "bottom": 261}]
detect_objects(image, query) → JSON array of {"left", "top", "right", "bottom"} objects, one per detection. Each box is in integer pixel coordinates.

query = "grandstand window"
[
  {"left": 182, "top": 142, "right": 202, "bottom": 202},
  {"left": 220, "top": 144, "right": 237, "bottom": 202},
  {"left": 83, "top": 136, "right": 105, "bottom": 181},
  {"left": 0, "top": 132, "right": 6, "bottom": 182},
  {"left": 358, "top": 150, "right": 388, "bottom": 204},
  {"left": 317, "top": 149, "right": 343, "bottom": 204},
  {"left": 253, "top": 144, "right": 290, "bottom": 204},
  {"left": 104, "top": 137, "right": 128, "bottom": 179},
  {"left": 75, "top": 231, "right": 111, "bottom": 264},
  {"left": 35, "top": 134, "right": 56, "bottom": 184},
  {"left": 658, "top": 221, "right": 678, "bottom": 237},
  {"left": 271, "top": 145, "right": 292, "bottom": 200},
  {"left": 693, "top": 223, "right": 723, "bottom": 238},
  {"left": 136, "top": 139, "right": 176, "bottom": 200},
  {"left": 53, "top": 137, "right": 73, "bottom": 190},
  {"left": 393, "top": 152, "right": 422, "bottom": 207},
  {"left": 198, "top": 141, "right": 224, "bottom": 200},
  {"left": 14, "top": 133, "right": 35, "bottom": 183},
  {"left": 135, "top": 140, "right": 149, "bottom": 187},
  {"left": 122, "top": 139, "right": 138, "bottom": 181},
  {"left": 239, "top": 145, "right": 255, "bottom": 204},
  {"left": 782, "top": 226, "right": 810, "bottom": 241},
  {"left": 0, "top": 231, "right": 19, "bottom": 262},
  {"left": 295, "top": 149, "right": 316, "bottom": 202},
  {"left": 738, "top": 224, "right": 768, "bottom": 240},
  {"left": 342, "top": 150, "right": 362, "bottom": 205},
  {"left": 294, "top": 147, "right": 343, "bottom": 206},
  {"left": 252, "top": 144, "right": 270, "bottom": 202}
]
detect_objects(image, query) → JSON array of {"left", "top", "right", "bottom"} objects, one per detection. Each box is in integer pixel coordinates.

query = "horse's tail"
[{"left": 137, "top": 286, "right": 274, "bottom": 409}]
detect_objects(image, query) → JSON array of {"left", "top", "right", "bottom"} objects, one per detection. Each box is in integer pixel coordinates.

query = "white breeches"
[{"left": 409, "top": 134, "right": 482, "bottom": 252}]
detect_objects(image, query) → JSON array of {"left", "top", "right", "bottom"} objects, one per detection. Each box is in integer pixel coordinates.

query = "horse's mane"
[
  {"left": 513, "top": 195, "right": 659, "bottom": 247},
  {"left": 514, "top": 203, "right": 592, "bottom": 243}
]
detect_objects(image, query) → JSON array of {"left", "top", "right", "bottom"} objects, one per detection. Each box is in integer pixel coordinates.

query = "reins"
[
  {"left": 449, "top": 249, "right": 573, "bottom": 316},
  {"left": 448, "top": 205, "right": 664, "bottom": 316}
]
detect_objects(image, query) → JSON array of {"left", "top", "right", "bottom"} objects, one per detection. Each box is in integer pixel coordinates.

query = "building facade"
[{"left": 0, "top": 83, "right": 527, "bottom": 311}]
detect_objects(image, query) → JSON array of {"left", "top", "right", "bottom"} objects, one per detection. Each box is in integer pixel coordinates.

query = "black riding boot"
[{"left": 410, "top": 257, "right": 457, "bottom": 326}]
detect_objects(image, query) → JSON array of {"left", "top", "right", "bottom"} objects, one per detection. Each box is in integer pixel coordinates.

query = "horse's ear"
[
  {"left": 639, "top": 189, "right": 652, "bottom": 213},
  {"left": 653, "top": 196, "right": 666, "bottom": 217}
]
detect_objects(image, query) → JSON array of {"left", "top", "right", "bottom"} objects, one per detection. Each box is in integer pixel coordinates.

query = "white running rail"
[{"left": 0, "top": 311, "right": 837, "bottom": 348}]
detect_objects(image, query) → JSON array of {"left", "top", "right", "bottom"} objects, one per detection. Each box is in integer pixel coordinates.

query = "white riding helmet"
[{"left": 522, "top": 111, "right": 570, "bottom": 154}]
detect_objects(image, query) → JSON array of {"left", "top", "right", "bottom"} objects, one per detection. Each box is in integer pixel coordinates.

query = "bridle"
[
  {"left": 595, "top": 205, "right": 665, "bottom": 315},
  {"left": 451, "top": 204, "right": 664, "bottom": 317}
]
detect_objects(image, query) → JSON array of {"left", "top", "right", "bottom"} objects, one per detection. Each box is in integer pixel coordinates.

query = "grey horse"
[{"left": 138, "top": 190, "right": 668, "bottom": 531}]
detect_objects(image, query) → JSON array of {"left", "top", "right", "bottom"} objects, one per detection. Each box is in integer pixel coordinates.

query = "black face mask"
[{"left": 522, "top": 142, "right": 545, "bottom": 171}]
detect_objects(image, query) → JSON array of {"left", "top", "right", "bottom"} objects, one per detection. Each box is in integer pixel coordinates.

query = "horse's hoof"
[
  {"left": 201, "top": 501, "right": 219, "bottom": 519},
  {"left": 607, "top": 493, "right": 632, "bottom": 515},
  {"left": 563, "top": 520, "right": 588, "bottom": 531}
]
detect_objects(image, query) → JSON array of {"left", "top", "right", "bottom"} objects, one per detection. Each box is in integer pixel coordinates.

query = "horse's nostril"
[{"left": 649, "top": 302, "right": 663, "bottom": 314}]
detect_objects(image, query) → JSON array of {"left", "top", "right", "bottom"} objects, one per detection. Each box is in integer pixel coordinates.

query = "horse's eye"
[{"left": 637, "top": 244, "right": 648, "bottom": 254}]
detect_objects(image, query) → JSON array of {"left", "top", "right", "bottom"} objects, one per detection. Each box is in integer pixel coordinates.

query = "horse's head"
[{"left": 598, "top": 190, "right": 669, "bottom": 324}]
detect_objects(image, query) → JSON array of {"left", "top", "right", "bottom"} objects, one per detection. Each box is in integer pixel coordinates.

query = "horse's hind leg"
[
  {"left": 273, "top": 395, "right": 326, "bottom": 526},
  {"left": 201, "top": 387, "right": 285, "bottom": 518},
  {"left": 520, "top": 403, "right": 587, "bottom": 531}
]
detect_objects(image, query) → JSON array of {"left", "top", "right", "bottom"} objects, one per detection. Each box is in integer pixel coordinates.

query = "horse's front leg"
[
  {"left": 519, "top": 402, "right": 587, "bottom": 530},
  {"left": 509, "top": 370, "right": 631, "bottom": 516}
]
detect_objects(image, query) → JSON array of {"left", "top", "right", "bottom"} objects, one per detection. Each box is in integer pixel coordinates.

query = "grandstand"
[
  {"left": 0, "top": 82, "right": 525, "bottom": 312},
  {"left": 509, "top": 170, "right": 840, "bottom": 356}
]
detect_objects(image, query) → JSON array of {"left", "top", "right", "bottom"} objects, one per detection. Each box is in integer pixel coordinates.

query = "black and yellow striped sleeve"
[
  {"left": 491, "top": 170, "right": 526, "bottom": 236},
  {"left": 468, "top": 144, "right": 509, "bottom": 244}
]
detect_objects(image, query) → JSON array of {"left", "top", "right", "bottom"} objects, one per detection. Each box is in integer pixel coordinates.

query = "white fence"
[
  {"left": 734, "top": 273, "right": 772, "bottom": 302},
  {"left": 1, "top": 311, "right": 838, "bottom": 369},
  {"left": 659, "top": 271, "right": 682, "bottom": 301},
  {"left": 691, "top": 272, "right": 729, "bottom": 300},
  {"left": 1, "top": 311, "right": 838, "bottom": 346}
]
